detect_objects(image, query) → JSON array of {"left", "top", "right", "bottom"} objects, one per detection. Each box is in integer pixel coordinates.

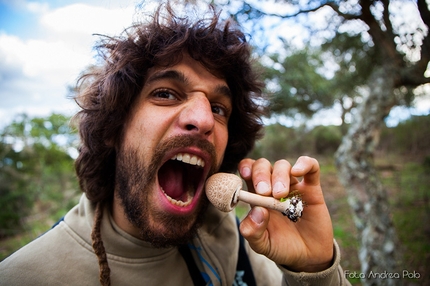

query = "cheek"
[
  {"left": 128, "top": 107, "right": 173, "bottom": 140},
  {"left": 122, "top": 112, "right": 162, "bottom": 157},
  {"left": 215, "top": 126, "right": 229, "bottom": 162}
]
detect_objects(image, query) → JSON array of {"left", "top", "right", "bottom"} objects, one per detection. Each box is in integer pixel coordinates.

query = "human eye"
[
  {"left": 152, "top": 89, "right": 177, "bottom": 100},
  {"left": 211, "top": 104, "right": 230, "bottom": 118}
]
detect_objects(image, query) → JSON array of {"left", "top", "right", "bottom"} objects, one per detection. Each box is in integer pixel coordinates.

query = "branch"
[
  {"left": 359, "top": 0, "right": 401, "bottom": 65},
  {"left": 241, "top": 1, "right": 360, "bottom": 20},
  {"left": 400, "top": 69, "right": 430, "bottom": 87},
  {"left": 382, "top": 0, "right": 395, "bottom": 42},
  {"left": 399, "top": 0, "right": 430, "bottom": 86},
  {"left": 415, "top": 0, "right": 430, "bottom": 75},
  {"left": 417, "top": 0, "right": 430, "bottom": 28},
  {"left": 324, "top": 2, "right": 361, "bottom": 20}
]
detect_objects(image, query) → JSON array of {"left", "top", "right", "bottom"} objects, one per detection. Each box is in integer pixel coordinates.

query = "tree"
[
  {"left": 321, "top": 31, "right": 381, "bottom": 133},
  {"left": 214, "top": 1, "right": 430, "bottom": 285},
  {"left": 263, "top": 44, "right": 334, "bottom": 117},
  {"left": 263, "top": 33, "right": 379, "bottom": 131},
  {"left": 0, "top": 114, "right": 79, "bottom": 238}
]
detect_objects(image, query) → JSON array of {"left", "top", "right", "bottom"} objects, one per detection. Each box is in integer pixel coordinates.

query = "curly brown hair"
[{"left": 74, "top": 3, "right": 265, "bottom": 203}]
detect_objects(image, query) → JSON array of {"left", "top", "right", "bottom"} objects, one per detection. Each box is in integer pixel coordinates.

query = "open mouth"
[{"left": 158, "top": 152, "right": 206, "bottom": 208}]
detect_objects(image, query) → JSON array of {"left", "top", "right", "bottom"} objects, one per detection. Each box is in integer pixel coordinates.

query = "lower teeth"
[{"left": 161, "top": 188, "right": 193, "bottom": 207}]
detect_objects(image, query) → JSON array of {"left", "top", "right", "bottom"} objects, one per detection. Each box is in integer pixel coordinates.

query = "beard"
[{"left": 115, "top": 135, "right": 218, "bottom": 248}]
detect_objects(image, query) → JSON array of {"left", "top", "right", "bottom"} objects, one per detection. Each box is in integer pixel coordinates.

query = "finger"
[
  {"left": 239, "top": 206, "right": 270, "bottom": 253},
  {"left": 291, "top": 156, "right": 320, "bottom": 186},
  {"left": 238, "top": 158, "right": 255, "bottom": 180},
  {"left": 250, "top": 158, "right": 272, "bottom": 196},
  {"left": 271, "top": 159, "right": 292, "bottom": 199}
]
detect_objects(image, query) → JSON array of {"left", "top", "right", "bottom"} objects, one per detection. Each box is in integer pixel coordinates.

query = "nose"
[{"left": 178, "top": 94, "right": 215, "bottom": 137}]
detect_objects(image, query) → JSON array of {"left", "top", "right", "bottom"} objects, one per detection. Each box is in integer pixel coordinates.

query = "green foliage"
[
  {"left": 0, "top": 144, "right": 34, "bottom": 237},
  {"left": 322, "top": 32, "right": 378, "bottom": 90},
  {"left": 259, "top": 31, "right": 379, "bottom": 130},
  {"left": 251, "top": 115, "right": 429, "bottom": 160},
  {"left": 250, "top": 123, "right": 344, "bottom": 160},
  {"left": 0, "top": 113, "right": 80, "bottom": 238},
  {"left": 263, "top": 45, "right": 334, "bottom": 117},
  {"left": 321, "top": 32, "right": 378, "bottom": 128},
  {"left": 379, "top": 115, "right": 430, "bottom": 156},
  {"left": 310, "top": 125, "right": 342, "bottom": 155},
  {"left": 249, "top": 123, "right": 313, "bottom": 161}
]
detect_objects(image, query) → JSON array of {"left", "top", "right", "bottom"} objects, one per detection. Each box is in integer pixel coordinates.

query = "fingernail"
[
  {"left": 292, "top": 164, "right": 304, "bottom": 172},
  {"left": 273, "top": 182, "right": 285, "bottom": 196},
  {"left": 250, "top": 207, "right": 264, "bottom": 224},
  {"left": 241, "top": 167, "right": 251, "bottom": 178},
  {"left": 256, "top": 181, "right": 270, "bottom": 195}
]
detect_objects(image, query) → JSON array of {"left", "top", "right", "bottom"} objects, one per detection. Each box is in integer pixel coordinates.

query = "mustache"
[{"left": 150, "top": 134, "right": 219, "bottom": 175}]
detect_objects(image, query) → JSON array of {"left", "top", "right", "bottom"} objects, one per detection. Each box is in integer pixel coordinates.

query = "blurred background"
[{"left": 1, "top": 0, "right": 429, "bottom": 285}]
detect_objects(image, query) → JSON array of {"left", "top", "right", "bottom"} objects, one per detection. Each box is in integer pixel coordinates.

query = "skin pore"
[{"left": 112, "top": 55, "right": 233, "bottom": 247}]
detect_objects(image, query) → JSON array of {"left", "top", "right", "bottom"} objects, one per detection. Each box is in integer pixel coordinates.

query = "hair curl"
[{"left": 74, "top": 4, "right": 265, "bottom": 203}]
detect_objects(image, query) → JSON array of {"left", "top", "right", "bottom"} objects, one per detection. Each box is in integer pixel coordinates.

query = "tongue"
[{"left": 159, "top": 161, "right": 186, "bottom": 200}]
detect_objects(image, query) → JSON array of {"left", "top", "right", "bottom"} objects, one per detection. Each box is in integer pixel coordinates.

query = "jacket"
[{"left": 0, "top": 194, "right": 350, "bottom": 285}]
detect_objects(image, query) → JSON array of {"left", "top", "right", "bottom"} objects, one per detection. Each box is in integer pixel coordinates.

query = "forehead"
[{"left": 146, "top": 55, "right": 225, "bottom": 85}]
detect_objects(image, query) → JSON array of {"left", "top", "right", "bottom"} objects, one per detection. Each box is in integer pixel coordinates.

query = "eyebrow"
[
  {"left": 145, "top": 69, "right": 232, "bottom": 99},
  {"left": 146, "top": 70, "right": 189, "bottom": 86}
]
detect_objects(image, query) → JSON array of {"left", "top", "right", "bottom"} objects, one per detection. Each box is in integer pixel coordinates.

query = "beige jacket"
[{"left": 0, "top": 195, "right": 350, "bottom": 285}]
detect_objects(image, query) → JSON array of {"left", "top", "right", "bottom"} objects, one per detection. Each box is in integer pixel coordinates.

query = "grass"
[
  {"left": 320, "top": 154, "right": 430, "bottom": 285},
  {"left": 381, "top": 159, "right": 430, "bottom": 285},
  {"left": 1, "top": 154, "right": 429, "bottom": 285}
]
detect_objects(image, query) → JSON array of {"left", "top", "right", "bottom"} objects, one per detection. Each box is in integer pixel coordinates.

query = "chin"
[
  {"left": 139, "top": 199, "right": 209, "bottom": 248},
  {"left": 116, "top": 134, "right": 217, "bottom": 248}
]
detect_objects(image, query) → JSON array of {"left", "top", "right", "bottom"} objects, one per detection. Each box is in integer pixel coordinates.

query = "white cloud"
[
  {"left": 0, "top": 1, "right": 137, "bottom": 128},
  {"left": 0, "top": 33, "right": 90, "bottom": 80},
  {"left": 41, "top": 3, "right": 135, "bottom": 36},
  {"left": 26, "top": 1, "right": 49, "bottom": 14}
]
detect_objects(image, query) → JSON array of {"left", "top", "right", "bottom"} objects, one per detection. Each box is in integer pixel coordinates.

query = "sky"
[
  {"left": 0, "top": 0, "right": 429, "bottom": 129},
  {"left": 0, "top": 0, "right": 141, "bottom": 128}
]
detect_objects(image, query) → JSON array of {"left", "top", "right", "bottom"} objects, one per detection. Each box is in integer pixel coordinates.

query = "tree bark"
[{"left": 335, "top": 67, "right": 402, "bottom": 286}]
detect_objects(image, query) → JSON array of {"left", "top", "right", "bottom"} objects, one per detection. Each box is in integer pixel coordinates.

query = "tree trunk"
[{"left": 335, "top": 68, "right": 402, "bottom": 286}]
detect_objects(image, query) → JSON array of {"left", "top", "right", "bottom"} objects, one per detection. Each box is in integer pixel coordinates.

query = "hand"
[{"left": 238, "top": 156, "right": 334, "bottom": 272}]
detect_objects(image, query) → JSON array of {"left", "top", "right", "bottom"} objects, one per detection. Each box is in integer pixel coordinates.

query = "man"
[{"left": 0, "top": 3, "right": 350, "bottom": 285}]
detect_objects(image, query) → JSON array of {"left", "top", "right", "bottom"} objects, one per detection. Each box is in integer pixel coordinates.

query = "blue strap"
[
  {"left": 235, "top": 217, "right": 256, "bottom": 286},
  {"left": 180, "top": 217, "right": 256, "bottom": 286},
  {"left": 51, "top": 216, "right": 64, "bottom": 229},
  {"left": 179, "top": 244, "right": 207, "bottom": 286}
]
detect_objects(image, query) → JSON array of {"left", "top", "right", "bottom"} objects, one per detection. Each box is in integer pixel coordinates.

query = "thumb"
[{"left": 239, "top": 207, "right": 270, "bottom": 253}]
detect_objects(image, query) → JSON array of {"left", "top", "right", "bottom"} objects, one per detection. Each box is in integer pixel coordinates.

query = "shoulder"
[{"left": 0, "top": 219, "right": 98, "bottom": 285}]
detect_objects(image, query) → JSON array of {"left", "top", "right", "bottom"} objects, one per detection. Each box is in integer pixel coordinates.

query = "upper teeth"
[{"left": 171, "top": 153, "right": 205, "bottom": 167}]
